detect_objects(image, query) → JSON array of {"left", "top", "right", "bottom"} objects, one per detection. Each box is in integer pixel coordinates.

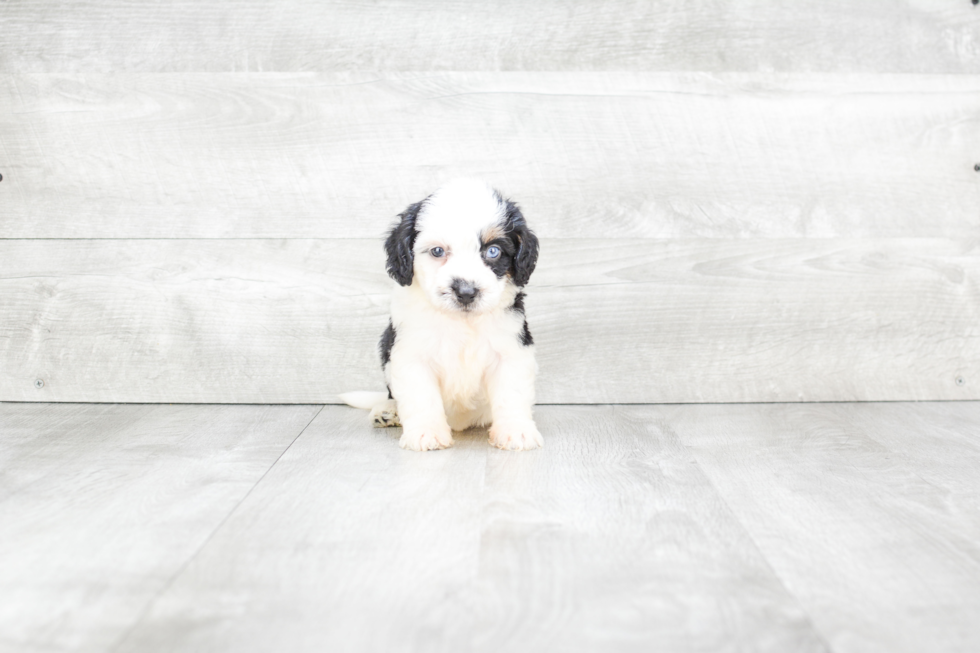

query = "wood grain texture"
[
  {"left": 113, "top": 405, "right": 827, "bottom": 653},
  {"left": 1, "top": 237, "right": 976, "bottom": 404},
  {"left": 665, "top": 401, "right": 980, "bottom": 653},
  {"left": 0, "top": 1, "right": 977, "bottom": 73},
  {"left": 2, "top": 73, "right": 978, "bottom": 239},
  {"left": 0, "top": 239, "right": 391, "bottom": 404},
  {"left": 0, "top": 402, "right": 321, "bottom": 653}
]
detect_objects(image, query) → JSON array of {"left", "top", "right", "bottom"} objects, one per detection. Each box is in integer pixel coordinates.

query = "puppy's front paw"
[
  {"left": 399, "top": 421, "right": 454, "bottom": 451},
  {"left": 489, "top": 419, "right": 543, "bottom": 451}
]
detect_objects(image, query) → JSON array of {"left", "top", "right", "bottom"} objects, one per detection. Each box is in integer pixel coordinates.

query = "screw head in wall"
[
  {"left": 956, "top": 376, "right": 966, "bottom": 386},
  {"left": 34, "top": 379, "right": 44, "bottom": 389},
  {"left": 975, "top": 164, "right": 980, "bottom": 172}
]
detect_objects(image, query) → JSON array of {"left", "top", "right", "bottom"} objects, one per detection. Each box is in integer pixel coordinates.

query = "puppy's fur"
[{"left": 340, "top": 179, "right": 542, "bottom": 451}]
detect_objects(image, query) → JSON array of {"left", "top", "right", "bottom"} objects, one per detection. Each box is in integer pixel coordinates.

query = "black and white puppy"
[{"left": 340, "top": 179, "right": 542, "bottom": 451}]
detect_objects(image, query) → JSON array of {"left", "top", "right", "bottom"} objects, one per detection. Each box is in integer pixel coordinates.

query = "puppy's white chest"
[{"left": 433, "top": 325, "right": 497, "bottom": 404}]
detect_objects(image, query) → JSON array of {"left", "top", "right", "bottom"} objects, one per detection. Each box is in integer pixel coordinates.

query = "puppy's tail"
[
  {"left": 339, "top": 391, "right": 401, "bottom": 428},
  {"left": 337, "top": 391, "right": 389, "bottom": 410}
]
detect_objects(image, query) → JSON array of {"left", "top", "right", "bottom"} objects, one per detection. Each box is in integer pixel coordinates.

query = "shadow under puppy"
[{"left": 340, "top": 179, "right": 542, "bottom": 451}]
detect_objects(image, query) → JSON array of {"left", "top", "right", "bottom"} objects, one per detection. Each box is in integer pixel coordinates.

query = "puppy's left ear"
[
  {"left": 384, "top": 200, "right": 424, "bottom": 286},
  {"left": 506, "top": 201, "right": 539, "bottom": 287}
]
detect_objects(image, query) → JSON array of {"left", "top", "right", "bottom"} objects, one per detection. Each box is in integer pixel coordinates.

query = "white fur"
[
  {"left": 337, "top": 391, "right": 388, "bottom": 410},
  {"left": 340, "top": 179, "right": 542, "bottom": 452}
]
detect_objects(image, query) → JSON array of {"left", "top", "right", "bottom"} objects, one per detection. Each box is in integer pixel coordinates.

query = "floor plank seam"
[
  {"left": 656, "top": 415, "right": 838, "bottom": 653},
  {"left": 104, "top": 404, "right": 326, "bottom": 652}
]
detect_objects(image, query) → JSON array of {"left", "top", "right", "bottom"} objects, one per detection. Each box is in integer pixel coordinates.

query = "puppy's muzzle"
[{"left": 450, "top": 278, "right": 480, "bottom": 307}]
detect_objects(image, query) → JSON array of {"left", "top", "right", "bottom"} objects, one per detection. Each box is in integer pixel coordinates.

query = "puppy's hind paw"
[
  {"left": 369, "top": 400, "right": 400, "bottom": 428},
  {"left": 489, "top": 419, "right": 543, "bottom": 451}
]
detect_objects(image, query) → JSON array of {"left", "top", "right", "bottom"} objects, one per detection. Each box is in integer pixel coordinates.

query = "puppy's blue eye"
[
  {"left": 430, "top": 247, "right": 445, "bottom": 258},
  {"left": 486, "top": 246, "right": 501, "bottom": 259}
]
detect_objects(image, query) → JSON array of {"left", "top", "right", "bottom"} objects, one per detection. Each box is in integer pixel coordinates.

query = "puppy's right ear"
[{"left": 384, "top": 200, "right": 423, "bottom": 286}]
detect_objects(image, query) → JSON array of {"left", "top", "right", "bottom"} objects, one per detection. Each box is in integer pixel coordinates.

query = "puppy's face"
[{"left": 385, "top": 180, "right": 539, "bottom": 314}]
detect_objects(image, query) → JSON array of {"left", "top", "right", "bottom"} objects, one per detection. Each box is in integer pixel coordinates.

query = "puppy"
[{"left": 340, "top": 179, "right": 542, "bottom": 451}]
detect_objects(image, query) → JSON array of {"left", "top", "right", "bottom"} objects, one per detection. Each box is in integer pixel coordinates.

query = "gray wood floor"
[{"left": 2, "top": 402, "right": 979, "bottom": 652}]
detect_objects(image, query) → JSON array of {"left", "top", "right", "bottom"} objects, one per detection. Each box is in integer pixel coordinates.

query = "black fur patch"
[
  {"left": 384, "top": 200, "right": 425, "bottom": 286},
  {"left": 486, "top": 195, "right": 539, "bottom": 287},
  {"left": 519, "top": 320, "right": 534, "bottom": 346},
  {"left": 510, "top": 291, "right": 526, "bottom": 315},
  {"left": 379, "top": 321, "right": 396, "bottom": 368},
  {"left": 480, "top": 236, "right": 517, "bottom": 279}
]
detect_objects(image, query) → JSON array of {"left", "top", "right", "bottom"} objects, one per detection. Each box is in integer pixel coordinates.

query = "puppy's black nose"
[{"left": 451, "top": 278, "right": 480, "bottom": 306}]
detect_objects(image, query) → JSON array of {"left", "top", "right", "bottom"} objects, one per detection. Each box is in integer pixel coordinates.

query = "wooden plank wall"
[
  {"left": 2, "top": 1, "right": 978, "bottom": 73},
  {"left": 1, "top": 1, "right": 978, "bottom": 403}
]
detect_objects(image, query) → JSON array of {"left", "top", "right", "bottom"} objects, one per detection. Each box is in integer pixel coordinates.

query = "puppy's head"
[{"left": 384, "top": 179, "right": 539, "bottom": 314}]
